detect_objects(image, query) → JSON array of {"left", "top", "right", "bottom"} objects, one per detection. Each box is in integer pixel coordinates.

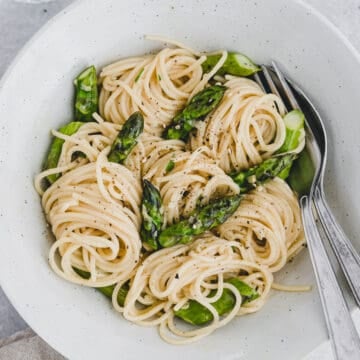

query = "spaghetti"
[{"left": 36, "top": 41, "right": 306, "bottom": 344}]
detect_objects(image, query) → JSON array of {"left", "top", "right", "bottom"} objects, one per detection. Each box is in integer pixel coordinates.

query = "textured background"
[{"left": 0, "top": 0, "right": 359, "bottom": 356}]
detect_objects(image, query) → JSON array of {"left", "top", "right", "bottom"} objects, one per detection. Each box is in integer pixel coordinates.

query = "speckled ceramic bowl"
[{"left": 0, "top": 0, "right": 359, "bottom": 359}]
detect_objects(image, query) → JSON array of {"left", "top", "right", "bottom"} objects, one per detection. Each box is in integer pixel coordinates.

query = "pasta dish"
[{"left": 35, "top": 37, "right": 307, "bottom": 344}]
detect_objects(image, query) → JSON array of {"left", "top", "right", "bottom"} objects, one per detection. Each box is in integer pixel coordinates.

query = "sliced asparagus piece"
[
  {"left": 277, "top": 109, "right": 305, "bottom": 179},
  {"left": 163, "top": 85, "right": 226, "bottom": 141},
  {"left": 158, "top": 194, "right": 242, "bottom": 248},
  {"left": 43, "top": 121, "right": 84, "bottom": 184},
  {"left": 108, "top": 111, "right": 144, "bottom": 163},
  {"left": 231, "top": 153, "right": 298, "bottom": 193},
  {"left": 74, "top": 65, "right": 98, "bottom": 122},
  {"left": 134, "top": 68, "right": 144, "bottom": 82},
  {"left": 202, "top": 52, "right": 260, "bottom": 77},
  {"left": 165, "top": 159, "right": 175, "bottom": 173},
  {"left": 140, "top": 180, "right": 164, "bottom": 251},
  {"left": 73, "top": 267, "right": 129, "bottom": 306},
  {"left": 175, "top": 278, "right": 259, "bottom": 325},
  {"left": 278, "top": 110, "right": 305, "bottom": 153}
]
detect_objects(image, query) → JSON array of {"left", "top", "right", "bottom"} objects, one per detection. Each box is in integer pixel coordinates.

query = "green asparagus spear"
[
  {"left": 43, "top": 121, "right": 84, "bottom": 184},
  {"left": 140, "top": 180, "right": 164, "bottom": 251},
  {"left": 277, "top": 109, "right": 305, "bottom": 179},
  {"left": 278, "top": 110, "right": 305, "bottom": 153},
  {"left": 163, "top": 85, "right": 226, "bottom": 141},
  {"left": 158, "top": 194, "right": 242, "bottom": 248},
  {"left": 74, "top": 65, "right": 98, "bottom": 122},
  {"left": 202, "top": 52, "right": 260, "bottom": 77},
  {"left": 231, "top": 153, "right": 298, "bottom": 193},
  {"left": 108, "top": 111, "right": 144, "bottom": 163},
  {"left": 175, "top": 278, "right": 259, "bottom": 325},
  {"left": 73, "top": 267, "right": 129, "bottom": 306}
]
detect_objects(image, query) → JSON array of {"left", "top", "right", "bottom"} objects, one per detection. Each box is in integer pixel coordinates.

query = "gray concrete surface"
[{"left": 0, "top": 0, "right": 359, "bottom": 354}]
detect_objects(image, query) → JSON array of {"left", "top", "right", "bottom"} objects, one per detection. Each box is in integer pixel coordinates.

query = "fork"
[
  {"left": 254, "top": 63, "right": 360, "bottom": 360},
  {"left": 268, "top": 65, "right": 360, "bottom": 307}
]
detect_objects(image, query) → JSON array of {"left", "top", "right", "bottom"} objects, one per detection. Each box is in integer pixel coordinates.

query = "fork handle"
[
  {"left": 314, "top": 186, "right": 360, "bottom": 306},
  {"left": 301, "top": 196, "right": 360, "bottom": 360}
]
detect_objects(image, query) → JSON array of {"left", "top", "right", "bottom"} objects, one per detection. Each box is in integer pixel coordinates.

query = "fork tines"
[{"left": 254, "top": 62, "right": 300, "bottom": 112}]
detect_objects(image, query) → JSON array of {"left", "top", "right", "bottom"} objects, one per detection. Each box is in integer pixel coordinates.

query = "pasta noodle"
[
  {"left": 35, "top": 40, "right": 307, "bottom": 345},
  {"left": 43, "top": 151, "right": 142, "bottom": 287},
  {"left": 141, "top": 139, "right": 239, "bottom": 225},
  {"left": 217, "top": 177, "right": 304, "bottom": 272},
  {"left": 99, "top": 47, "right": 204, "bottom": 136},
  {"left": 190, "top": 76, "right": 287, "bottom": 173},
  {"left": 117, "top": 235, "right": 273, "bottom": 344}
]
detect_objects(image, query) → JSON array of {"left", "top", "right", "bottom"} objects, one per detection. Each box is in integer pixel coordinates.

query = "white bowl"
[{"left": 0, "top": 0, "right": 359, "bottom": 359}]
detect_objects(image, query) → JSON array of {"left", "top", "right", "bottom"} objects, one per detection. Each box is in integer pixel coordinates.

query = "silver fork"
[
  {"left": 270, "top": 65, "right": 360, "bottom": 307},
  {"left": 254, "top": 63, "right": 360, "bottom": 360}
]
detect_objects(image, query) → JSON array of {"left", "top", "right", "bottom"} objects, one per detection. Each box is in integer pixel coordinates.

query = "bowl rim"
[{"left": 0, "top": 0, "right": 360, "bottom": 358}]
